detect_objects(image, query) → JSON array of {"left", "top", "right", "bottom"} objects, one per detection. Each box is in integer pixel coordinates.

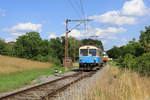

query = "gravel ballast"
[
  {"left": 0, "top": 65, "right": 109, "bottom": 100},
  {"left": 54, "top": 65, "right": 110, "bottom": 100}
]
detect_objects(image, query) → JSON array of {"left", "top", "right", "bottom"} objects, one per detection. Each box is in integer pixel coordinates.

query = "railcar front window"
[
  {"left": 89, "top": 49, "right": 96, "bottom": 56},
  {"left": 80, "top": 49, "right": 88, "bottom": 56}
]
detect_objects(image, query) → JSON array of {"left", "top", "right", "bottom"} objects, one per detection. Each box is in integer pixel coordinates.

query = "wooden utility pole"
[
  {"left": 74, "top": 38, "right": 76, "bottom": 63},
  {"left": 64, "top": 19, "right": 92, "bottom": 70},
  {"left": 65, "top": 19, "right": 69, "bottom": 70}
]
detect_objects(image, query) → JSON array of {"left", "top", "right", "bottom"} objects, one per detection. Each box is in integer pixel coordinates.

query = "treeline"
[
  {"left": 107, "top": 26, "right": 150, "bottom": 76},
  {"left": 0, "top": 32, "right": 103, "bottom": 65}
]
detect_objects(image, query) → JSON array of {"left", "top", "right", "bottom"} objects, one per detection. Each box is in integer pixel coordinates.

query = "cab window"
[
  {"left": 80, "top": 49, "right": 88, "bottom": 56},
  {"left": 89, "top": 49, "right": 96, "bottom": 56}
]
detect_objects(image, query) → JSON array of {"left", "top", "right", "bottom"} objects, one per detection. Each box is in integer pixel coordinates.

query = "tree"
[
  {"left": 13, "top": 32, "right": 42, "bottom": 58},
  {"left": 39, "top": 40, "right": 51, "bottom": 56},
  {"left": 121, "top": 41, "right": 144, "bottom": 57},
  {"left": 140, "top": 26, "right": 150, "bottom": 52},
  {"left": 0, "top": 39, "right": 9, "bottom": 55},
  {"left": 81, "top": 38, "right": 103, "bottom": 50},
  {"left": 49, "top": 37, "right": 65, "bottom": 62},
  {"left": 107, "top": 46, "right": 121, "bottom": 59}
]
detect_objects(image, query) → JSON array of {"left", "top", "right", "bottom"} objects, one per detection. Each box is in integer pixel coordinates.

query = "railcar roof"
[
  {"left": 80, "top": 45, "right": 101, "bottom": 48},
  {"left": 79, "top": 45, "right": 103, "bottom": 52},
  {"left": 79, "top": 45, "right": 98, "bottom": 49}
]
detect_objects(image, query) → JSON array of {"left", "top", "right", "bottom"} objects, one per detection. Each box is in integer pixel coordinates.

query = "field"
[
  {"left": 68, "top": 62, "right": 150, "bottom": 100},
  {"left": 83, "top": 63, "right": 150, "bottom": 100},
  {"left": 0, "top": 55, "right": 77, "bottom": 93},
  {"left": 0, "top": 55, "right": 52, "bottom": 93},
  {"left": 0, "top": 55, "right": 51, "bottom": 74}
]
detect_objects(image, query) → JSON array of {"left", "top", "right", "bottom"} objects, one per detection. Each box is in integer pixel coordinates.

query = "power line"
[
  {"left": 79, "top": 0, "right": 85, "bottom": 18},
  {"left": 69, "top": 22, "right": 84, "bottom": 32},
  {"left": 67, "top": 0, "right": 89, "bottom": 33},
  {"left": 79, "top": 0, "right": 87, "bottom": 33},
  {"left": 67, "top": 0, "right": 82, "bottom": 18}
]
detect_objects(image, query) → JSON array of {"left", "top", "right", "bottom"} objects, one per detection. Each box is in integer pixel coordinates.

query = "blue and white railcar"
[{"left": 79, "top": 45, "right": 103, "bottom": 70}]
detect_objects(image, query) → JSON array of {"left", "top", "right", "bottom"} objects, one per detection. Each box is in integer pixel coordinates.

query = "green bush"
[
  {"left": 123, "top": 54, "right": 134, "bottom": 68},
  {"left": 135, "top": 52, "right": 150, "bottom": 76},
  {"left": 118, "top": 54, "right": 136, "bottom": 70},
  {"left": 118, "top": 52, "right": 150, "bottom": 76}
]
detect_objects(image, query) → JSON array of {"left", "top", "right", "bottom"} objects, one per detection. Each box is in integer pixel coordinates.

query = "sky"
[{"left": 0, "top": 0, "right": 150, "bottom": 50}]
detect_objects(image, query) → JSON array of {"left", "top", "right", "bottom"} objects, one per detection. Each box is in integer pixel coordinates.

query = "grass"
[
  {"left": 0, "top": 66, "right": 77, "bottom": 93},
  {"left": 93, "top": 66, "right": 150, "bottom": 100},
  {"left": 0, "top": 55, "right": 51, "bottom": 74},
  {"left": 0, "top": 68, "right": 51, "bottom": 93},
  {"left": 85, "top": 63, "right": 150, "bottom": 100},
  {"left": 64, "top": 62, "right": 150, "bottom": 100},
  {"left": 0, "top": 55, "right": 78, "bottom": 93}
]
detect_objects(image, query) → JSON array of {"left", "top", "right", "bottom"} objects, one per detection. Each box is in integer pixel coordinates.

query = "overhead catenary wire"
[
  {"left": 67, "top": 0, "right": 82, "bottom": 19},
  {"left": 67, "top": 0, "right": 89, "bottom": 33},
  {"left": 79, "top": 0, "right": 85, "bottom": 18},
  {"left": 69, "top": 21, "right": 84, "bottom": 33},
  {"left": 79, "top": 0, "right": 87, "bottom": 34}
]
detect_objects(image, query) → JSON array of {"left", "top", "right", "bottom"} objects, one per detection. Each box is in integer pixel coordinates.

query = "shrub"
[
  {"left": 122, "top": 54, "right": 136, "bottom": 69},
  {"left": 117, "top": 54, "right": 136, "bottom": 70},
  {"left": 118, "top": 52, "right": 150, "bottom": 76},
  {"left": 135, "top": 52, "right": 150, "bottom": 76},
  {"left": 32, "top": 55, "right": 61, "bottom": 66}
]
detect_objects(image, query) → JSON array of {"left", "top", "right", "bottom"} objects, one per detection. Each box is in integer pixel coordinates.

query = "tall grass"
[
  {"left": 88, "top": 67, "right": 150, "bottom": 100},
  {"left": 62, "top": 65, "right": 150, "bottom": 100},
  {"left": 0, "top": 55, "right": 51, "bottom": 74},
  {"left": 0, "top": 55, "right": 78, "bottom": 93}
]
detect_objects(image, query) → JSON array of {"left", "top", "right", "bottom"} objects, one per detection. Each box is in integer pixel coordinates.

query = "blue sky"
[{"left": 0, "top": 0, "right": 150, "bottom": 50}]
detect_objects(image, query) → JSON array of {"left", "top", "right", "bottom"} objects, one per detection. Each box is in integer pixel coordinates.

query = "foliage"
[
  {"left": 81, "top": 38, "right": 103, "bottom": 50},
  {"left": 107, "top": 46, "right": 121, "bottom": 59},
  {"left": 119, "top": 54, "right": 136, "bottom": 70},
  {"left": 13, "top": 32, "right": 42, "bottom": 58},
  {"left": 140, "top": 26, "right": 150, "bottom": 52},
  {"left": 49, "top": 37, "right": 65, "bottom": 62},
  {"left": 107, "top": 39, "right": 144, "bottom": 59},
  {"left": 0, "top": 31, "right": 103, "bottom": 66},
  {"left": 107, "top": 26, "right": 150, "bottom": 76},
  {"left": 0, "top": 39, "right": 10, "bottom": 55},
  {"left": 135, "top": 52, "right": 150, "bottom": 76}
]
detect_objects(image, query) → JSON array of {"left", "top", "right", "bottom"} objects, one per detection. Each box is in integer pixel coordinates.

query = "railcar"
[
  {"left": 79, "top": 45, "right": 103, "bottom": 71},
  {"left": 102, "top": 52, "right": 108, "bottom": 63}
]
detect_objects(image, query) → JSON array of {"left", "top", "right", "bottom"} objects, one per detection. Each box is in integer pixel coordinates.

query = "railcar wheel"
[{"left": 79, "top": 63, "right": 83, "bottom": 71}]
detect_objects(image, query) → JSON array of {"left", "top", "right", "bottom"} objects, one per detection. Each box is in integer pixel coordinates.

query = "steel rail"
[
  {"left": 0, "top": 72, "right": 82, "bottom": 100},
  {"left": 42, "top": 71, "right": 96, "bottom": 100}
]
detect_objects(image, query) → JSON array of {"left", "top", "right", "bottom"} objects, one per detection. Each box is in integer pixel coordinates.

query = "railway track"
[{"left": 0, "top": 71, "right": 96, "bottom": 100}]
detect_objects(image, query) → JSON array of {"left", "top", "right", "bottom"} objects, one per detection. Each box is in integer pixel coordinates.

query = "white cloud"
[
  {"left": 47, "top": 32, "right": 61, "bottom": 39},
  {"left": 3, "top": 22, "right": 42, "bottom": 42},
  {"left": 68, "top": 26, "right": 126, "bottom": 40},
  {"left": 90, "top": 0, "right": 150, "bottom": 26},
  {"left": 69, "top": 29, "right": 84, "bottom": 38},
  {"left": 103, "top": 27, "right": 127, "bottom": 34},
  {"left": 0, "top": 8, "right": 6, "bottom": 16},
  {"left": 101, "top": 40, "right": 107, "bottom": 45},
  {"left": 91, "top": 11, "right": 136, "bottom": 25},
  {"left": 122, "top": 0, "right": 148, "bottom": 16},
  {"left": 107, "top": 36, "right": 118, "bottom": 40},
  {"left": 121, "top": 38, "right": 127, "bottom": 42},
  {"left": 3, "top": 22, "right": 42, "bottom": 33},
  {"left": 48, "top": 33, "right": 57, "bottom": 39},
  {"left": 94, "top": 27, "right": 126, "bottom": 38},
  {"left": 5, "top": 38, "right": 16, "bottom": 42},
  {"left": 11, "top": 32, "right": 26, "bottom": 37}
]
